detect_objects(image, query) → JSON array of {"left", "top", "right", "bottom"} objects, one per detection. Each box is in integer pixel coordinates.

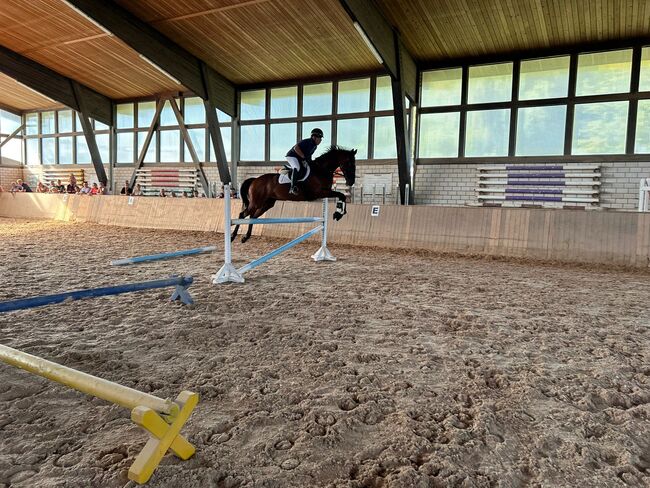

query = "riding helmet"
[{"left": 311, "top": 128, "right": 324, "bottom": 138}]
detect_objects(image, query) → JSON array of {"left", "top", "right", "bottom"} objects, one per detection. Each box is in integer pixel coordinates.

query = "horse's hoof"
[
  {"left": 333, "top": 212, "right": 343, "bottom": 221},
  {"left": 241, "top": 237, "right": 249, "bottom": 243}
]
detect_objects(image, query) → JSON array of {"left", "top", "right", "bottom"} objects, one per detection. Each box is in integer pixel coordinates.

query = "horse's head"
[{"left": 338, "top": 149, "right": 356, "bottom": 187}]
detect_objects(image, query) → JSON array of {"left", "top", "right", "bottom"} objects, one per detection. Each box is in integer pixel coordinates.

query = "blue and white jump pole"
[
  {"left": 0, "top": 276, "right": 194, "bottom": 313},
  {"left": 213, "top": 184, "right": 335, "bottom": 284},
  {"left": 110, "top": 246, "right": 216, "bottom": 266}
]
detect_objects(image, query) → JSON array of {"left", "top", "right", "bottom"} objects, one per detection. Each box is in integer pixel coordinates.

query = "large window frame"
[
  {"left": 418, "top": 43, "right": 650, "bottom": 163},
  {"left": 239, "top": 74, "right": 398, "bottom": 165}
]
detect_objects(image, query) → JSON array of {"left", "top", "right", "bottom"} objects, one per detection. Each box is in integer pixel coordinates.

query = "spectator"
[
  {"left": 99, "top": 183, "right": 108, "bottom": 195},
  {"left": 55, "top": 179, "right": 65, "bottom": 193},
  {"left": 69, "top": 173, "right": 77, "bottom": 187},
  {"left": 36, "top": 182, "right": 47, "bottom": 193},
  {"left": 193, "top": 189, "right": 199, "bottom": 198},
  {"left": 230, "top": 189, "right": 238, "bottom": 199},
  {"left": 90, "top": 183, "right": 100, "bottom": 195},
  {"left": 79, "top": 181, "right": 92, "bottom": 195},
  {"left": 66, "top": 180, "right": 79, "bottom": 194},
  {"left": 159, "top": 188, "right": 167, "bottom": 197},
  {"left": 16, "top": 179, "right": 32, "bottom": 192},
  {"left": 171, "top": 191, "right": 177, "bottom": 198},
  {"left": 132, "top": 183, "right": 143, "bottom": 196},
  {"left": 120, "top": 180, "right": 131, "bottom": 196}
]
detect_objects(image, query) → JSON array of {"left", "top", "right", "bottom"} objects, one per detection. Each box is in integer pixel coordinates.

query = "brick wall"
[
  {"left": 0, "top": 166, "right": 22, "bottom": 189},
  {"left": 413, "top": 161, "right": 650, "bottom": 210}
]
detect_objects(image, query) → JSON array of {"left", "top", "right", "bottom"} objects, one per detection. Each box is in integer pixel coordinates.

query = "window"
[
  {"left": 26, "top": 139, "right": 40, "bottom": 165},
  {"left": 576, "top": 49, "right": 632, "bottom": 96},
  {"left": 303, "top": 82, "right": 332, "bottom": 116},
  {"left": 241, "top": 90, "right": 266, "bottom": 120},
  {"left": 2, "top": 138, "right": 21, "bottom": 163},
  {"left": 240, "top": 124, "right": 265, "bottom": 160},
  {"left": 465, "top": 109, "right": 510, "bottom": 157},
  {"left": 42, "top": 137, "right": 56, "bottom": 164},
  {"left": 516, "top": 106, "right": 566, "bottom": 156},
  {"left": 217, "top": 109, "right": 231, "bottom": 123},
  {"left": 41, "top": 111, "right": 55, "bottom": 134},
  {"left": 96, "top": 134, "right": 110, "bottom": 163},
  {"left": 519, "top": 56, "right": 570, "bottom": 100},
  {"left": 76, "top": 136, "right": 90, "bottom": 164},
  {"left": 635, "top": 100, "right": 650, "bottom": 153},
  {"left": 209, "top": 127, "right": 232, "bottom": 162},
  {"left": 25, "top": 113, "right": 38, "bottom": 136},
  {"left": 373, "top": 116, "right": 396, "bottom": 159},
  {"left": 375, "top": 76, "right": 393, "bottom": 111},
  {"left": 337, "top": 118, "right": 368, "bottom": 159},
  {"left": 117, "top": 133, "right": 134, "bottom": 163},
  {"left": 160, "top": 130, "right": 180, "bottom": 162},
  {"left": 1, "top": 111, "right": 21, "bottom": 134},
  {"left": 270, "top": 123, "right": 297, "bottom": 160},
  {"left": 421, "top": 68, "right": 462, "bottom": 107},
  {"left": 338, "top": 78, "right": 370, "bottom": 114},
  {"left": 58, "top": 137, "right": 73, "bottom": 164},
  {"left": 116, "top": 104, "right": 134, "bottom": 129},
  {"left": 468, "top": 63, "right": 513, "bottom": 104},
  {"left": 270, "top": 87, "right": 297, "bottom": 119},
  {"left": 58, "top": 111, "right": 73, "bottom": 133},
  {"left": 184, "top": 97, "right": 205, "bottom": 125},
  {"left": 572, "top": 102, "right": 628, "bottom": 154},
  {"left": 419, "top": 113, "right": 460, "bottom": 158},
  {"left": 138, "top": 101, "right": 157, "bottom": 127}
]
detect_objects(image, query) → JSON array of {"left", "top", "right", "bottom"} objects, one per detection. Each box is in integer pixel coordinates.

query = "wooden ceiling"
[
  {"left": 0, "top": 0, "right": 647, "bottom": 111},
  {"left": 0, "top": 0, "right": 184, "bottom": 110},
  {"left": 0, "top": 73, "right": 61, "bottom": 111},
  {"left": 376, "top": 0, "right": 650, "bottom": 63},
  {"left": 114, "top": 0, "right": 380, "bottom": 85}
]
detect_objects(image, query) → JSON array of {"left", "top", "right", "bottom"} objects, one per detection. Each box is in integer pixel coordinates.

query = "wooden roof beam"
[
  {"left": 338, "top": 0, "right": 418, "bottom": 101},
  {"left": 0, "top": 45, "right": 112, "bottom": 125},
  {"left": 63, "top": 0, "right": 236, "bottom": 117}
]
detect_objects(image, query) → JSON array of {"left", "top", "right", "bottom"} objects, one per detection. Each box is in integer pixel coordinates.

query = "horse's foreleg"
[
  {"left": 230, "top": 209, "right": 248, "bottom": 242},
  {"left": 319, "top": 191, "right": 348, "bottom": 221}
]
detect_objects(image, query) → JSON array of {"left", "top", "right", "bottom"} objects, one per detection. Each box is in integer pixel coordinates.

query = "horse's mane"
[{"left": 314, "top": 145, "right": 354, "bottom": 161}]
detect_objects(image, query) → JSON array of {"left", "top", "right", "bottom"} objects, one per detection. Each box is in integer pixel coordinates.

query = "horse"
[{"left": 231, "top": 146, "right": 356, "bottom": 243}]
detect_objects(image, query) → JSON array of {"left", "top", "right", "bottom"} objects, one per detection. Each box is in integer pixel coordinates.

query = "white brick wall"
[
  {"left": 0, "top": 166, "right": 22, "bottom": 189},
  {"left": 414, "top": 161, "right": 650, "bottom": 210}
]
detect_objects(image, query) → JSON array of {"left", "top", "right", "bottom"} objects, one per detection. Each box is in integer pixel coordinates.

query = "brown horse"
[{"left": 231, "top": 146, "right": 357, "bottom": 243}]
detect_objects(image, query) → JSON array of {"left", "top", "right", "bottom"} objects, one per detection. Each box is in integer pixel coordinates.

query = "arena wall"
[{"left": 2, "top": 193, "right": 649, "bottom": 268}]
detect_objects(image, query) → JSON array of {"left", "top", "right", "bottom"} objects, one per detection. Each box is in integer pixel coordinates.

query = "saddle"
[{"left": 278, "top": 160, "right": 310, "bottom": 185}]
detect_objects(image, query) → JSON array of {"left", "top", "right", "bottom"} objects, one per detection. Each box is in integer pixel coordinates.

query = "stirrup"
[{"left": 289, "top": 186, "right": 299, "bottom": 195}]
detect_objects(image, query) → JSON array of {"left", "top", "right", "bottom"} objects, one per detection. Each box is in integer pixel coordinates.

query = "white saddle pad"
[{"left": 278, "top": 165, "right": 310, "bottom": 185}]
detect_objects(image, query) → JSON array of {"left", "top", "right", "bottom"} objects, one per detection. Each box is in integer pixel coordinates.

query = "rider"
[{"left": 285, "top": 128, "right": 323, "bottom": 195}]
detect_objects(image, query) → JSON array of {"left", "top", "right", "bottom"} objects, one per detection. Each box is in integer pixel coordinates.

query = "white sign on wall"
[
  {"left": 128, "top": 196, "right": 135, "bottom": 205},
  {"left": 371, "top": 205, "right": 380, "bottom": 217}
]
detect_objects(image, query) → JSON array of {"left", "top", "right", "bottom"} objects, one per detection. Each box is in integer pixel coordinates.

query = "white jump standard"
[{"left": 213, "top": 183, "right": 336, "bottom": 284}]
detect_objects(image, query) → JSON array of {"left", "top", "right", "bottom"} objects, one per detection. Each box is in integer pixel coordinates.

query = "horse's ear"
[{"left": 352, "top": 149, "right": 357, "bottom": 155}]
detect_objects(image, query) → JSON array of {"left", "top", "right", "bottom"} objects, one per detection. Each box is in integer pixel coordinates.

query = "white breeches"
[{"left": 285, "top": 156, "right": 301, "bottom": 171}]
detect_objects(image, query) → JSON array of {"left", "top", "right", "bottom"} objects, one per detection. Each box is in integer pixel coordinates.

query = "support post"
[
  {"left": 72, "top": 81, "right": 108, "bottom": 186},
  {"left": 205, "top": 97, "right": 232, "bottom": 186},
  {"left": 212, "top": 184, "right": 244, "bottom": 283},
  {"left": 312, "top": 198, "right": 336, "bottom": 261}
]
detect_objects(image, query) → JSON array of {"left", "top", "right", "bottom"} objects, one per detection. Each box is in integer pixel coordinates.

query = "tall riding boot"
[{"left": 289, "top": 169, "right": 299, "bottom": 195}]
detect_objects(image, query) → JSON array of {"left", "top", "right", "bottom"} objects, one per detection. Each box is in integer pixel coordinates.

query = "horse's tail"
[{"left": 239, "top": 178, "right": 254, "bottom": 210}]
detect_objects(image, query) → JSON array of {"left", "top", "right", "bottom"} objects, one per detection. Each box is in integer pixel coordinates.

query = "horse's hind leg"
[
  {"left": 241, "top": 201, "right": 275, "bottom": 243},
  {"left": 230, "top": 208, "right": 249, "bottom": 242}
]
